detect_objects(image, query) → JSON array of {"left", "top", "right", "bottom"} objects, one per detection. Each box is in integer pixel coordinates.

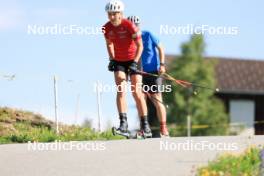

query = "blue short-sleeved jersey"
[{"left": 141, "top": 30, "right": 160, "bottom": 72}]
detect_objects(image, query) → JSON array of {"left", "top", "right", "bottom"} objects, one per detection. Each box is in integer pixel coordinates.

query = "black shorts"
[
  {"left": 113, "top": 60, "right": 141, "bottom": 75},
  {"left": 142, "top": 71, "right": 163, "bottom": 94}
]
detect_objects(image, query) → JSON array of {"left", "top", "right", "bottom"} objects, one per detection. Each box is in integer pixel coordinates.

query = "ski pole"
[
  {"left": 135, "top": 70, "right": 219, "bottom": 92},
  {"left": 144, "top": 91, "right": 169, "bottom": 109}
]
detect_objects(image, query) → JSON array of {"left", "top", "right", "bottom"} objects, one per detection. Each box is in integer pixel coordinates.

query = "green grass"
[
  {"left": 57, "top": 126, "right": 124, "bottom": 142},
  {"left": 198, "top": 147, "right": 263, "bottom": 176},
  {"left": 0, "top": 107, "right": 124, "bottom": 144},
  {"left": 0, "top": 123, "right": 124, "bottom": 144}
]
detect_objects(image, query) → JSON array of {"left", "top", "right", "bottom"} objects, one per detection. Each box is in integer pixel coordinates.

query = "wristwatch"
[{"left": 160, "top": 62, "right": 165, "bottom": 66}]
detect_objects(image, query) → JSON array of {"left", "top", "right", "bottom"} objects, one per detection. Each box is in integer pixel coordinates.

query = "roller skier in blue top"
[{"left": 127, "top": 15, "right": 169, "bottom": 137}]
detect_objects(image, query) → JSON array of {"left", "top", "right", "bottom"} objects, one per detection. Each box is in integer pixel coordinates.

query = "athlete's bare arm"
[
  {"left": 133, "top": 37, "right": 143, "bottom": 63},
  {"left": 157, "top": 43, "right": 165, "bottom": 64},
  {"left": 157, "top": 43, "right": 166, "bottom": 73},
  {"left": 105, "top": 38, "right": 115, "bottom": 59}
]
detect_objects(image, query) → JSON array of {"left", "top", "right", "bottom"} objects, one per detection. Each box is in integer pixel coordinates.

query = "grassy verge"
[
  {"left": 0, "top": 107, "right": 125, "bottom": 144},
  {"left": 198, "top": 147, "right": 263, "bottom": 176},
  {"left": 0, "top": 123, "right": 124, "bottom": 144}
]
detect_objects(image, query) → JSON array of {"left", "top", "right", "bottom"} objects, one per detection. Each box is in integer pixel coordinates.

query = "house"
[
  {"left": 148, "top": 56, "right": 264, "bottom": 135},
  {"left": 213, "top": 57, "right": 264, "bottom": 135}
]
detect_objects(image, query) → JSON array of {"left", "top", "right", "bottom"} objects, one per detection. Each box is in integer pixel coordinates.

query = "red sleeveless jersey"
[{"left": 103, "top": 19, "right": 141, "bottom": 61}]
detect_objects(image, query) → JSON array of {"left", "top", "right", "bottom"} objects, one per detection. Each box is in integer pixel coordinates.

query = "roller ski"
[
  {"left": 112, "top": 116, "right": 130, "bottom": 139},
  {"left": 112, "top": 127, "right": 130, "bottom": 139},
  {"left": 135, "top": 118, "right": 152, "bottom": 139}
]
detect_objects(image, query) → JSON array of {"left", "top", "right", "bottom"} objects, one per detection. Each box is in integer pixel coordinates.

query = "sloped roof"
[{"left": 213, "top": 57, "right": 264, "bottom": 94}]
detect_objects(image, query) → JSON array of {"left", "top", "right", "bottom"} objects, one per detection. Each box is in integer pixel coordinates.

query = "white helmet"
[
  {"left": 105, "top": 0, "right": 124, "bottom": 12},
  {"left": 127, "top": 15, "right": 140, "bottom": 25}
]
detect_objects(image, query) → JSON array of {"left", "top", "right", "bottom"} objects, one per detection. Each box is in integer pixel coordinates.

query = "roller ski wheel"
[
  {"left": 135, "top": 130, "right": 145, "bottom": 139},
  {"left": 160, "top": 133, "right": 170, "bottom": 138},
  {"left": 112, "top": 127, "right": 130, "bottom": 139},
  {"left": 135, "top": 130, "right": 152, "bottom": 139}
]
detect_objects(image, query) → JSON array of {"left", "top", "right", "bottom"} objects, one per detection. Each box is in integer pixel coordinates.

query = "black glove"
[
  {"left": 108, "top": 60, "right": 116, "bottom": 72},
  {"left": 129, "top": 61, "right": 138, "bottom": 73}
]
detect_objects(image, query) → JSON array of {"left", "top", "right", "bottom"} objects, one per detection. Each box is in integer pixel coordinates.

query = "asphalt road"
[{"left": 0, "top": 136, "right": 263, "bottom": 176}]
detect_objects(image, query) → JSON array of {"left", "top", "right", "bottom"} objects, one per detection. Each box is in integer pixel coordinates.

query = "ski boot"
[
  {"left": 112, "top": 115, "right": 130, "bottom": 139},
  {"left": 136, "top": 117, "right": 152, "bottom": 139}
]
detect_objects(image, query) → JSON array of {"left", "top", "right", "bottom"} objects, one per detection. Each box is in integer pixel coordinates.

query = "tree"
[{"left": 164, "top": 34, "right": 228, "bottom": 136}]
